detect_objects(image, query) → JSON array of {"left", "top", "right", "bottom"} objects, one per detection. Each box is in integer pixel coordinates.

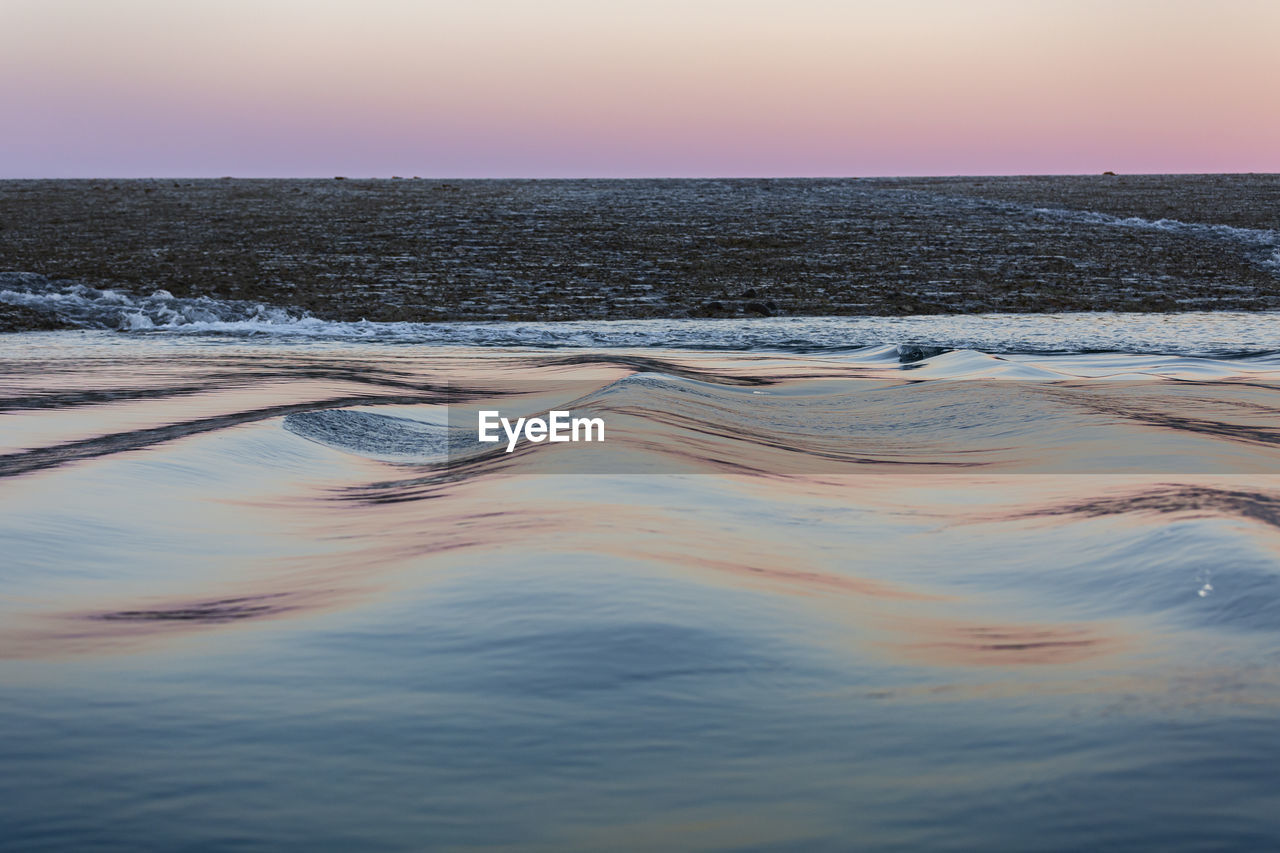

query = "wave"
[
  {"left": 282, "top": 409, "right": 457, "bottom": 463},
  {"left": 1026, "top": 205, "right": 1280, "bottom": 274},
  {"left": 5, "top": 337, "right": 1280, "bottom": 668},
  {"left": 5, "top": 272, "right": 1280, "bottom": 357},
  {"left": 888, "top": 188, "right": 1280, "bottom": 275},
  {"left": 0, "top": 271, "right": 306, "bottom": 330}
]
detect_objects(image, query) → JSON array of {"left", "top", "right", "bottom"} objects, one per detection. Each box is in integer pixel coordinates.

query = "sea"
[{"left": 2, "top": 288, "right": 1280, "bottom": 850}]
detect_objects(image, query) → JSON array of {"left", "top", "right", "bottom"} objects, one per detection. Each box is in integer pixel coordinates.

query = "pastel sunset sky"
[{"left": 2, "top": 0, "right": 1277, "bottom": 177}]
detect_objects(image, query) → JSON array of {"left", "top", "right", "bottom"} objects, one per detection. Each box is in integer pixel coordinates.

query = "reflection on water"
[{"left": 2, "top": 334, "right": 1280, "bottom": 850}]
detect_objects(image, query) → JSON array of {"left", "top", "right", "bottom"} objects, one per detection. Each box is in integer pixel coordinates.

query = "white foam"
[
  {"left": 0, "top": 272, "right": 308, "bottom": 331},
  {"left": 5, "top": 271, "right": 1280, "bottom": 357},
  {"left": 1032, "top": 207, "right": 1280, "bottom": 272}
]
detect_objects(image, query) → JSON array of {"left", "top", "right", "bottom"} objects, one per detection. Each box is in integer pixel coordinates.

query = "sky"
[{"left": 1, "top": 0, "right": 1278, "bottom": 178}]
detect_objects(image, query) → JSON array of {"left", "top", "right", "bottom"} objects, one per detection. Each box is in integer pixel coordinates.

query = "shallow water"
[{"left": 2, "top": 327, "right": 1280, "bottom": 850}]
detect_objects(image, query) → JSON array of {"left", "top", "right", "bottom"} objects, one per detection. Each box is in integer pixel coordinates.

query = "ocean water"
[
  {"left": 3, "top": 317, "right": 1280, "bottom": 851},
  {"left": 6, "top": 176, "right": 1280, "bottom": 321}
]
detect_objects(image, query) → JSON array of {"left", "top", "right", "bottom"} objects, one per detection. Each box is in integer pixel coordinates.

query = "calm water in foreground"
[{"left": 2, "top": 318, "right": 1280, "bottom": 851}]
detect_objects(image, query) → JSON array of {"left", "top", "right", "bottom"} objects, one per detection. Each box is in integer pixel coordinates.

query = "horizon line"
[{"left": 3, "top": 171, "right": 1278, "bottom": 181}]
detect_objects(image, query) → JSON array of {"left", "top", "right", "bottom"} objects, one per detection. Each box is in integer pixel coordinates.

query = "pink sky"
[{"left": 2, "top": 0, "right": 1277, "bottom": 177}]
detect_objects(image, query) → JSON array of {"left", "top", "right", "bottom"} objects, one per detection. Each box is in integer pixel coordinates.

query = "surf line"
[{"left": 478, "top": 410, "right": 605, "bottom": 453}]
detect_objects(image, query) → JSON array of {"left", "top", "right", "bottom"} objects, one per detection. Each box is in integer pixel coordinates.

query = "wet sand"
[{"left": 2, "top": 174, "right": 1278, "bottom": 325}]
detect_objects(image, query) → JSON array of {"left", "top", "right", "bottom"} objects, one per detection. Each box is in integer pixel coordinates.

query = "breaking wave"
[
  {"left": 0, "top": 271, "right": 305, "bottom": 330},
  {"left": 5, "top": 271, "right": 1280, "bottom": 356}
]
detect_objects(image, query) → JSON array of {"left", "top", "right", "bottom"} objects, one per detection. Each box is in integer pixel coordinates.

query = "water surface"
[{"left": 2, "top": 324, "right": 1280, "bottom": 850}]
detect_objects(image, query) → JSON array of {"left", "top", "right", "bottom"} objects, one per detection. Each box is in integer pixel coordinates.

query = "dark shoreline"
[{"left": 3, "top": 174, "right": 1278, "bottom": 328}]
